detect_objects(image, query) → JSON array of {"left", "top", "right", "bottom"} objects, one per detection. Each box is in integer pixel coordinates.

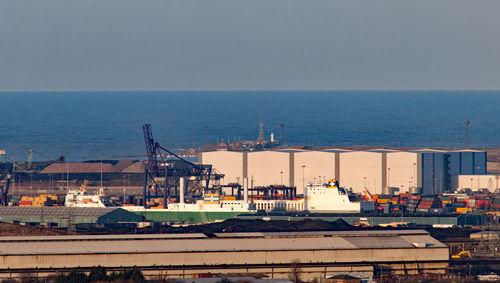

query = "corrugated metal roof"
[
  {"left": 0, "top": 207, "right": 120, "bottom": 218},
  {"left": 322, "top": 148, "right": 352, "bottom": 152},
  {"left": 40, "top": 163, "right": 117, "bottom": 174},
  {"left": 0, "top": 233, "right": 207, "bottom": 242},
  {"left": 0, "top": 230, "right": 445, "bottom": 255},
  {"left": 121, "top": 161, "right": 146, "bottom": 173},
  {"left": 113, "top": 160, "right": 135, "bottom": 171},
  {"left": 217, "top": 230, "right": 430, "bottom": 238},
  {"left": 274, "top": 149, "right": 307, "bottom": 153},
  {"left": 399, "top": 234, "right": 447, "bottom": 247},
  {"left": 344, "top": 236, "right": 414, "bottom": 249}
]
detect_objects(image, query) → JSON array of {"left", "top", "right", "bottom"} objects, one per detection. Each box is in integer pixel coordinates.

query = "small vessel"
[
  {"left": 305, "top": 179, "right": 374, "bottom": 213},
  {"left": 64, "top": 181, "right": 107, "bottom": 208}
]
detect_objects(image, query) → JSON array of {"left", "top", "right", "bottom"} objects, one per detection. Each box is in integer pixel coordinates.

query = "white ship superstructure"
[
  {"left": 305, "top": 180, "right": 372, "bottom": 213},
  {"left": 249, "top": 180, "right": 373, "bottom": 213},
  {"left": 64, "top": 188, "right": 106, "bottom": 208}
]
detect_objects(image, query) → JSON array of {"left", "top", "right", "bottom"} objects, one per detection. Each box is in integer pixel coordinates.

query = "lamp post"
[
  {"left": 302, "top": 165, "right": 306, "bottom": 192},
  {"left": 413, "top": 163, "right": 417, "bottom": 187},
  {"left": 280, "top": 171, "right": 283, "bottom": 185},
  {"left": 122, "top": 176, "right": 126, "bottom": 203}
]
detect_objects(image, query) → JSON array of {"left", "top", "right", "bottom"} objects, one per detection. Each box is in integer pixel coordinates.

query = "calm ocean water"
[{"left": 1, "top": 91, "right": 500, "bottom": 161}]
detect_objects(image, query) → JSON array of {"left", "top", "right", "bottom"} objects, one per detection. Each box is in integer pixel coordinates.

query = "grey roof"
[
  {"left": 0, "top": 231, "right": 446, "bottom": 255},
  {"left": 40, "top": 163, "right": 117, "bottom": 174},
  {"left": 214, "top": 229, "right": 431, "bottom": 238},
  {"left": 0, "top": 233, "right": 207, "bottom": 242},
  {"left": 0, "top": 207, "right": 121, "bottom": 218},
  {"left": 0, "top": 230, "right": 446, "bottom": 255},
  {"left": 121, "top": 161, "right": 146, "bottom": 173},
  {"left": 113, "top": 160, "right": 135, "bottom": 171}
]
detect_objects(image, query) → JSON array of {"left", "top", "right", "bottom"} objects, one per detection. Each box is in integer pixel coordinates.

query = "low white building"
[{"left": 450, "top": 174, "right": 500, "bottom": 192}]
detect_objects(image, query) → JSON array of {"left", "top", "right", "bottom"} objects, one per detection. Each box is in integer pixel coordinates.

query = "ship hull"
[{"left": 132, "top": 210, "right": 248, "bottom": 223}]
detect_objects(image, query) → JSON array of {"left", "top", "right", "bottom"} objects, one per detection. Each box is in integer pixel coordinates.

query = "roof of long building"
[
  {"left": 0, "top": 207, "right": 121, "bottom": 218},
  {"left": 40, "top": 163, "right": 118, "bottom": 174},
  {"left": 0, "top": 230, "right": 446, "bottom": 255}
]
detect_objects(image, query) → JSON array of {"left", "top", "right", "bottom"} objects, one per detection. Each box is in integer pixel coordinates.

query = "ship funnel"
[{"left": 304, "top": 184, "right": 308, "bottom": 211}]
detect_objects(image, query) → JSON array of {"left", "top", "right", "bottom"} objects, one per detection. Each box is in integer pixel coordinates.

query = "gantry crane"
[
  {"left": 0, "top": 151, "right": 21, "bottom": 206},
  {"left": 142, "top": 124, "right": 222, "bottom": 208}
]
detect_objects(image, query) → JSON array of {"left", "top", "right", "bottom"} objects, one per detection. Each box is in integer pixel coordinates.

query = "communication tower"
[{"left": 257, "top": 110, "right": 264, "bottom": 143}]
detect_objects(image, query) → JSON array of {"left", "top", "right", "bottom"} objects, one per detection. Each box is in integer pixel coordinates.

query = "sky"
[{"left": 1, "top": 0, "right": 500, "bottom": 91}]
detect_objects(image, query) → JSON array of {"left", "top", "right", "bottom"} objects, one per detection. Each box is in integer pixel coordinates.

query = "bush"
[
  {"left": 58, "top": 270, "right": 89, "bottom": 283},
  {"left": 89, "top": 266, "right": 109, "bottom": 282},
  {"left": 109, "top": 267, "right": 144, "bottom": 282}
]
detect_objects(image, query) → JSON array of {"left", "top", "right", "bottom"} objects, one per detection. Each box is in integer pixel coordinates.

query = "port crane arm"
[{"left": 0, "top": 162, "right": 14, "bottom": 206}]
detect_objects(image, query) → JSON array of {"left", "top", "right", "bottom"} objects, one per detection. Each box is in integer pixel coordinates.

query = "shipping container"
[{"left": 456, "top": 207, "right": 472, "bottom": 213}]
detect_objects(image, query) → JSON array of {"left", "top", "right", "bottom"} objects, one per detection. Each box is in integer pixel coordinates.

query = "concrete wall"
[
  {"left": 340, "top": 151, "right": 383, "bottom": 194},
  {"left": 451, "top": 174, "right": 500, "bottom": 192},
  {"left": 293, "top": 151, "right": 336, "bottom": 195},
  {"left": 387, "top": 152, "right": 419, "bottom": 193},
  {"left": 247, "top": 151, "right": 291, "bottom": 187},
  {"left": 201, "top": 151, "right": 244, "bottom": 185}
]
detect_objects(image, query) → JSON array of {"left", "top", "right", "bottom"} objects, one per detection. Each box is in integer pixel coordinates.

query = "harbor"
[{"left": 1, "top": 126, "right": 500, "bottom": 281}]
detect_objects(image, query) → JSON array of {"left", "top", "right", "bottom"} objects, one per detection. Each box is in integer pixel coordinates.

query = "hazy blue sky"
[{"left": 1, "top": 0, "right": 499, "bottom": 91}]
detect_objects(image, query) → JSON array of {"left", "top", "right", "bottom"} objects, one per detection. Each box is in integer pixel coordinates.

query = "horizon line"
[{"left": 1, "top": 89, "right": 500, "bottom": 93}]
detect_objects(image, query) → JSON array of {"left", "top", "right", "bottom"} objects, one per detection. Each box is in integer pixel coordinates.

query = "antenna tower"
[{"left": 258, "top": 109, "right": 264, "bottom": 143}]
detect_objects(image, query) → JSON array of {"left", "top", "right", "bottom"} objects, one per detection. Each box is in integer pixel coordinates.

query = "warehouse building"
[
  {"left": 386, "top": 151, "right": 420, "bottom": 193},
  {"left": 200, "top": 149, "right": 488, "bottom": 195},
  {"left": 293, "top": 150, "right": 337, "bottom": 191},
  {"left": 340, "top": 151, "right": 384, "bottom": 194},
  {"left": 451, "top": 174, "right": 500, "bottom": 192},
  {"left": 0, "top": 207, "right": 142, "bottom": 228},
  {"left": 247, "top": 150, "right": 293, "bottom": 187},
  {"left": 0, "top": 230, "right": 449, "bottom": 280}
]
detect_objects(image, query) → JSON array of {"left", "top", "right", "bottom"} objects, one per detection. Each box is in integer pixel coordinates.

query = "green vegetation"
[{"left": 54, "top": 266, "right": 145, "bottom": 283}]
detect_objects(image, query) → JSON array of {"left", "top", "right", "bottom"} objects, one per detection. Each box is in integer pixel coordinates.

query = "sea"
[{"left": 1, "top": 90, "right": 500, "bottom": 162}]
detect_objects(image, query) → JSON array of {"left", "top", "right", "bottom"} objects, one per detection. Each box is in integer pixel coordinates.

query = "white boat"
[
  {"left": 126, "top": 179, "right": 373, "bottom": 214},
  {"left": 305, "top": 179, "right": 374, "bottom": 213},
  {"left": 64, "top": 187, "right": 106, "bottom": 208}
]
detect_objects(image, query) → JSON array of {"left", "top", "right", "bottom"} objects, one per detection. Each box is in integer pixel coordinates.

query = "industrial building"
[
  {"left": 0, "top": 230, "right": 449, "bottom": 280},
  {"left": 200, "top": 149, "right": 489, "bottom": 195},
  {"left": 451, "top": 174, "right": 500, "bottom": 192},
  {"left": 0, "top": 207, "right": 142, "bottom": 228}
]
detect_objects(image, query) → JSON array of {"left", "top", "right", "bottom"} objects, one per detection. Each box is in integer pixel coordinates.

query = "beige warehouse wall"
[
  {"left": 248, "top": 151, "right": 290, "bottom": 186},
  {"left": 387, "top": 152, "right": 419, "bottom": 193},
  {"left": 340, "top": 151, "right": 383, "bottom": 194},
  {"left": 452, "top": 175, "right": 500, "bottom": 192},
  {"left": 294, "top": 151, "right": 335, "bottom": 195},
  {"left": 201, "top": 151, "right": 244, "bottom": 185}
]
